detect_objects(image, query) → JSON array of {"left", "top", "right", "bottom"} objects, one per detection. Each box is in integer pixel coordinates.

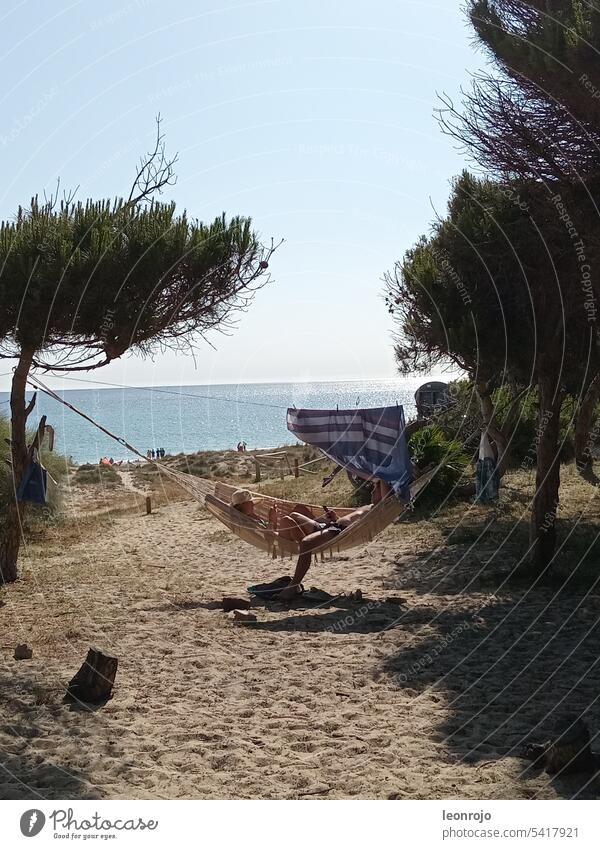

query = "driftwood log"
[
  {"left": 524, "top": 716, "right": 596, "bottom": 775},
  {"left": 65, "top": 647, "right": 118, "bottom": 704}
]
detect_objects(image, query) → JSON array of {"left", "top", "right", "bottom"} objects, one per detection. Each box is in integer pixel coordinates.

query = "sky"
[{"left": 0, "top": 0, "right": 483, "bottom": 392}]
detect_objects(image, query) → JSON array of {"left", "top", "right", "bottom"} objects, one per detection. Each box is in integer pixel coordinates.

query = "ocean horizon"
[{"left": 0, "top": 377, "right": 433, "bottom": 464}]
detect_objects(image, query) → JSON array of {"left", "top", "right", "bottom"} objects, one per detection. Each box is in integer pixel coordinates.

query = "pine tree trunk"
[
  {"left": 530, "top": 368, "right": 563, "bottom": 573},
  {"left": 575, "top": 373, "right": 600, "bottom": 477},
  {"left": 0, "top": 350, "right": 34, "bottom": 584}
]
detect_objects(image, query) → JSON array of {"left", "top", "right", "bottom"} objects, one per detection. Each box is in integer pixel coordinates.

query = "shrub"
[
  {"left": 433, "top": 379, "right": 578, "bottom": 468},
  {"left": 409, "top": 424, "right": 470, "bottom": 505},
  {"left": 348, "top": 477, "right": 374, "bottom": 507},
  {"left": 75, "top": 463, "right": 121, "bottom": 485}
]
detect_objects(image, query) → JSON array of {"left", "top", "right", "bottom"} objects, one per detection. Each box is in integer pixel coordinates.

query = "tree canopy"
[
  {"left": 440, "top": 1, "right": 600, "bottom": 180},
  {"left": 0, "top": 198, "right": 273, "bottom": 371},
  {"left": 0, "top": 126, "right": 278, "bottom": 583},
  {"left": 386, "top": 172, "right": 598, "bottom": 397},
  {"left": 387, "top": 0, "right": 600, "bottom": 570}
]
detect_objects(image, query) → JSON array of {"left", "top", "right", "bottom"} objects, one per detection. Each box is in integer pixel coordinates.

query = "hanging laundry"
[
  {"left": 17, "top": 461, "right": 48, "bottom": 504},
  {"left": 475, "top": 431, "right": 499, "bottom": 503},
  {"left": 287, "top": 406, "right": 413, "bottom": 501}
]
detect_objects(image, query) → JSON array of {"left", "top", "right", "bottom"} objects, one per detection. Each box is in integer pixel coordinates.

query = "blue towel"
[
  {"left": 17, "top": 461, "right": 47, "bottom": 504},
  {"left": 287, "top": 406, "right": 413, "bottom": 501}
]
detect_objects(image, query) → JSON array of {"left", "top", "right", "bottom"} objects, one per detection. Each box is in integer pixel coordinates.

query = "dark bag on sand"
[{"left": 247, "top": 575, "right": 293, "bottom": 600}]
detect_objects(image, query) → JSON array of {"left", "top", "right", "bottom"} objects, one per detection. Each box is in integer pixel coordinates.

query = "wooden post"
[
  {"left": 254, "top": 460, "right": 261, "bottom": 483},
  {"left": 279, "top": 461, "right": 284, "bottom": 481},
  {"left": 47, "top": 425, "right": 55, "bottom": 451},
  {"left": 294, "top": 458, "right": 299, "bottom": 478},
  {"left": 145, "top": 495, "right": 152, "bottom": 515}
]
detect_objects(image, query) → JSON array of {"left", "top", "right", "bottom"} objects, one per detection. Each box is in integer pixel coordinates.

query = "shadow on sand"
[
  {"left": 376, "top": 514, "right": 600, "bottom": 799},
  {"left": 0, "top": 669, "right": 97, "bottom": 799}
]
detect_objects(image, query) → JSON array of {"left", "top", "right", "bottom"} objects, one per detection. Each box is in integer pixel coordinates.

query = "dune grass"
[{"left": 74, "top": 463, "right": 121, "bottom": 486}]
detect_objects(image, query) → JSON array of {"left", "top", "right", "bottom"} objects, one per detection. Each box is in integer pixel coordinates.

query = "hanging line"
[
  {"left": 26, "top": 374, "right": 216, "bottom": 500},
  {"left": 36, "top": 373, "right": 289, "bottom": 411},
  {"left": 0, "top": 370, "right": 14, "bottom": 400},
  {"left": 26, "top": 375, "right": 150, "bottom": 464}
]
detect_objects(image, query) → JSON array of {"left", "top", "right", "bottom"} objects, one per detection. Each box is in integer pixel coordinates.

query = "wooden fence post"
[
  {"left": 145, "top": 496, "right": 152, "bottom": 515},
  {"left": 254, "top": 460, "right": 261, "bottom": 483},
  {"left": 294, "top": 458, "right": 299, "bottom": 478}
]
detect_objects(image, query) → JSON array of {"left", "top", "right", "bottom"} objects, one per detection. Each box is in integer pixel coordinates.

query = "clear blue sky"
[{"left": 0, "top": 0, "right": 482, "bottom": 391}]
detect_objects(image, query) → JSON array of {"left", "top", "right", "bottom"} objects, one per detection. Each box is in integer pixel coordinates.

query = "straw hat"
[{"left": 231, "top": 489, "right": 253, "bottom": 507}]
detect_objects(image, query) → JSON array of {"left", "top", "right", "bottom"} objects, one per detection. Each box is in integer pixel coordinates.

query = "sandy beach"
[{"left": 1, "top": 460, "right": 599, "bottom": 800}]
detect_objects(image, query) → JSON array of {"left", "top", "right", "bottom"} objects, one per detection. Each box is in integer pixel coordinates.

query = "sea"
[{"left": 0, "top": 378, "right": 427, "bottom": 464}]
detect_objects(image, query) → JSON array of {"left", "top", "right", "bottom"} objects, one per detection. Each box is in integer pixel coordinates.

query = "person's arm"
[{"left": 322, "top": 506, "right": 338, "bottom": 523}]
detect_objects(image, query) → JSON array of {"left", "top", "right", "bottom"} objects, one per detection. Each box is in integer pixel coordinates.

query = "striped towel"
[{"left": 287, "top": 406, "right": 413, "bottom": 501}]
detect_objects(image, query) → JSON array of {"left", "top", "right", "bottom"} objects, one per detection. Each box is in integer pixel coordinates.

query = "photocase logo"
[{"left": 19, "top": 810, "right": 46, "bottom": 837}]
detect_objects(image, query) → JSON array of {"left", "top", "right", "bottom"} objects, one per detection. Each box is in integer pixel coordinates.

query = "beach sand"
[{"left": 1, "top": 466, "right": 599, "bottom": 800}]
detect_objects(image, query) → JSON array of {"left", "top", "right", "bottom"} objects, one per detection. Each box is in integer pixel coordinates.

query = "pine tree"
[
  {"left": 0, "top": 128, "right": 277, "bottom": 582},
  {"left": 441, "top": 1, "right": 600, "bottom": 180},
  {"left": 386, "top": 173, "right": 594, "bottom": 571}
]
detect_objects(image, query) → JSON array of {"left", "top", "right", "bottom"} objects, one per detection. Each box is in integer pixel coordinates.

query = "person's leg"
[
  {"left": 277, "top": 513, "right": 321, "bottom": 543},
  {"left": 289, "top": 503, "right": 316, "bottom": 519},
  {"left": 278, "top": 550, "right": 312, "bottom": 600},
  {"left": 278, "top": 527, "right": 340, "bottom": 600}
]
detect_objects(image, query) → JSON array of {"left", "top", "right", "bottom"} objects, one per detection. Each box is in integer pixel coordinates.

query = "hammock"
[
  {"left": 26, "top": 376, "right": 437, "bottom": 558},
  {"left": 204, "top": 468, "right": 437, "bottom": 559}
]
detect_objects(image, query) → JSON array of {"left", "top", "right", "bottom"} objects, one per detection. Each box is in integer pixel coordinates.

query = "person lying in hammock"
[
  {"left": 230, "top": 481, "right": 391, "bottom": 601},
  {"left": 276, "top": 479, "right": 391, "bottom": 600},
  {"left": 230, "top": 488, "right": 318, "bottom": 528}
]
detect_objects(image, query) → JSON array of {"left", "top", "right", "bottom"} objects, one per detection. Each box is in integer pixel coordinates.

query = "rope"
[
  {"left": 0, "top": 372, "right": 12, "bottom": 401},
  {"left": 27, "top": 376, "right": 148, "bottom": 462},
  {"left": 34, "top": 373, "right": 289, "bottom": 411},
  {"left": 26, "top": 375, "right": 216, "bottom": 502}
]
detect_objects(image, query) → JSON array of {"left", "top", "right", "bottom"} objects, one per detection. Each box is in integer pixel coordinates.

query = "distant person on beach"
[
  {"left": 160, "top": 448, "right": 165, "bottom": 458},
  {"left": 147, "top": 450, "right": 152, "bottom": 460},
  {"left": 230, "top": 481, "right": 390, "bottom": 599}
]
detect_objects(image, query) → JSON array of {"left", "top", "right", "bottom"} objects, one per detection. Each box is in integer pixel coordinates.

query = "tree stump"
[
  {"left": 525, "top": 716, "right": 596, "bottom": 775},
  {"left": 65, "top": 647, "right": 118, "bottom": 704}
]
